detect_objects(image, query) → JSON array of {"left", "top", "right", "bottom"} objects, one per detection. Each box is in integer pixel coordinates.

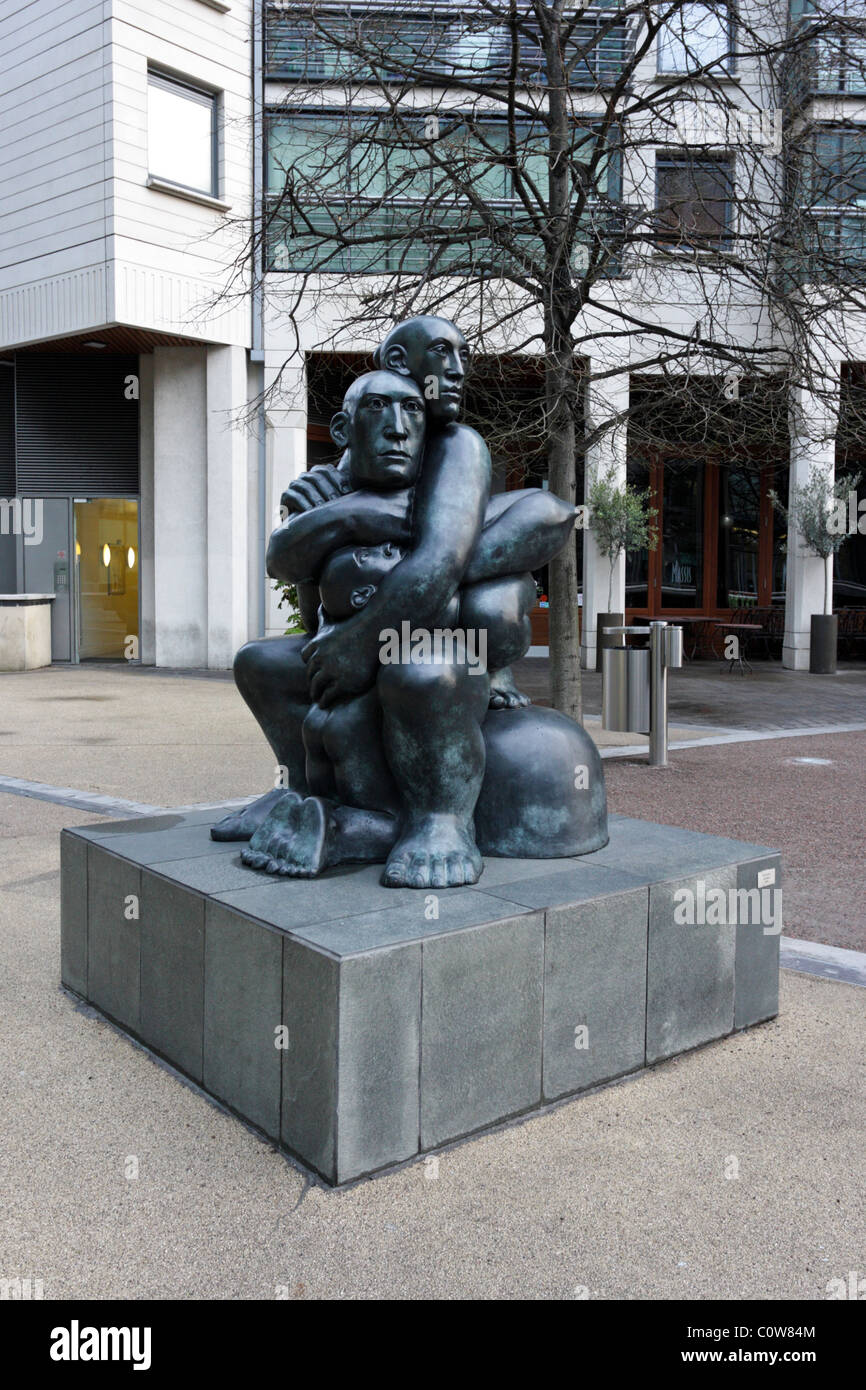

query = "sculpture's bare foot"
[
  {"left": 242, "top": 794, "right": 329, "bottom": 877},
  {"left": 488, "top": 666, "right": 531, "bottom": 710},
  {"left": 381, "top": 815, "right": 482, "bottom": 889},
  {"left": 211, "top": 787, "right": 291, "bottom": 842}
]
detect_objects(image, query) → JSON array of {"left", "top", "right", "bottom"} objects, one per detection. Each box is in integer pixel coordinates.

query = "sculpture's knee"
[
  {"left": 461, "top": 574, "right": 535, "bottom": 669},
  {"left": 234, "top": 636, "right": 307, "bottom": 701}
]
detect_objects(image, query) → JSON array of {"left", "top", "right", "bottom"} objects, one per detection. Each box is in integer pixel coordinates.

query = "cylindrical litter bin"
[{"left": 601, "top": 645, "right": 651, "bottom": 733}]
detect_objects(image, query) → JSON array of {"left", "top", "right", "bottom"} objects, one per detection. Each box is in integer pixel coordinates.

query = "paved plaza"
[{"left": 0, "top": 659, "right": 863, "bottom": 1299}]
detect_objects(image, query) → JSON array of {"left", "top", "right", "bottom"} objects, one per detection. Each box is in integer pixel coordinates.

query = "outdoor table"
[
  {"left": 675, "top": 616, "right": 715, "bottom": 661},
  {"left": 714, "top": 621, "right": 763, "bottom": 675}
]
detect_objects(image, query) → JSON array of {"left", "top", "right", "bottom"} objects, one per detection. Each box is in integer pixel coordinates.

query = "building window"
[
  {"left": 656, "top": 154, "right": 734, "bottom": 245},
  {"left": 809, "top": 126, "right": 866, "bottom": 208},
  {"left": 657, "top": 2, "right": 733, "bottom": 75},
  {"left": 265, "top": 111, "right": 620, "bottom": 274},
  {"left": 147, "top": 69, "right": 218, "bottom": 197}
]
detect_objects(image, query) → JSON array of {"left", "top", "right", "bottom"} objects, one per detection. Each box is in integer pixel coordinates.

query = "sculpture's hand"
[
  {"left": 302, "top": 621, "right": 379, "bottom": 708},
  {"left": 282, "top": 465, "right": 351, "bottom": 517},
  {"left": 350, "top": 488, "right": 414, "bottom": 546}
]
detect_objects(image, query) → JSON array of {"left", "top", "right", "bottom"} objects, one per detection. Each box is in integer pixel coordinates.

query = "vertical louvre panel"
[
  {"left": 14, "top": 354, "right": 139, "bottom": 496},
  {"left": 0, "top": 364, "right": 14, "bottom": 495}
]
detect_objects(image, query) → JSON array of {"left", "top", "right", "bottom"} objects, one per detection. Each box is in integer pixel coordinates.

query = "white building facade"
[{"left": 2, "top": 0, "right": 865, "bottom": 670}]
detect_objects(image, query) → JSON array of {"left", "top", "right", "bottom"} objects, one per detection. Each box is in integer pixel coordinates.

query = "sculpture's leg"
[
  {"left": 242, "top": 690, "right": 402, "bottom": 875},
  {"left": 211, "top": 637, "right": 310, "bottom": 841},
  {"left": 463, "top": 490, "right": 575, "bottom": 709},
  {"left": 469, "top": 489, "right": 576, "bottom": 584},
  {"left": 460, "top": 571, "right": 536, "bottom": 709},
  {"left": 378, "top": 656, "right": 489, "bottom": 888}
]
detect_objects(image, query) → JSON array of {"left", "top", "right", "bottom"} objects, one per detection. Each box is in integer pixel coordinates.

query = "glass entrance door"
[{"left": 73, "top": 499, "right": 139, "bottom": 660}]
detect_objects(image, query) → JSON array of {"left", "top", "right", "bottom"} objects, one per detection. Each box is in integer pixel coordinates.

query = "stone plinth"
[
  {"left": 0, "top": 594, "right": 53, "bottom": 670},
  {"left": 61, "top": 811, "right": 781, "bottom": 1185}
]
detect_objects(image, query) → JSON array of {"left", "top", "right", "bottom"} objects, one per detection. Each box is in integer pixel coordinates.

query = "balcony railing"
[
  {"left": 265, "top": 2, "right": 632, "bottom": 89},
  {"left": 786, "top": 16, "right": 866, "bottom": 100},
  {"left": 782, "top": 207, "right": 866, "bottom": 283},
  {"left": 265, "top": 197, "right": 625, "bottom": 275}
]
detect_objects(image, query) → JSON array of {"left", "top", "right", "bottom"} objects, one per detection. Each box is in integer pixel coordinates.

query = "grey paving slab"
[
  {"left": 147, "top": 851, "right": 266, "bottom": 896},
  {"left": 203, "top": 902, "right": 283, "bottom": 1140},
  {"left": 420, "top": 913, "right": 545, "bottom": 1149},
  {"left": 216, "top": 863, "right": 428, "bottom": 935},
  {"left": 337, "top": 947, "right": 421, "bottom": 1182},
  {"left": 483, "top": 861, "right": 645, "bottom": 910},
  {"left": 288, "top": 889, "right": 537, "bottom": 957},
  {"left": 86, "top": 844, "right": 141, "bottom": 1032},
  {"left": 543, "top": 888, "right": 649, "bottom": 1100},
  {"left": 60, "top": 830, "right": 87, "bottom": 996},
  {"left": 281, "top": 936, "right": 339, "bottom": 1181},
  {"left": 139, "top": 874, "right": 205, "bottom": 1082},
  {"left": 80, "top": 825, "right": 239, "bottom": 866},
  {"left": 586, "top": 816, "right": 775, "bottom": 882},
  {"left": 734, "top": 854, "right": 782, "bottom": 1028},
  {"left": 646, "top": 866, "right": 738, "bottom": 1064},
  {"left": 68, "top": 808, "right": 227, "bottom": 839}
]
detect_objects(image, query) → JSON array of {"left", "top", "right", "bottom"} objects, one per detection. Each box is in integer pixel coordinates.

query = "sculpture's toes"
[
  {"left": 428, "top": 854, "right": 448, "bottom": 889},
  {"left": 406, "top": 852, "right": 432, "bottom": 889},
  {"left": 442, "top": 850, "right": 482, "bottom": 887},
  {"left": 381, "top": 855, "right": 411, "bottom": 888},
  {"left": 242, "top": 849, "right": 267, "bottom": 869},
  {"left": 210, "top": 809, "right": 252, "bottom": 843}
]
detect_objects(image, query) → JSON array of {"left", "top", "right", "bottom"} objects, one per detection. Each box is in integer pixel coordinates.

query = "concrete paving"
[
  {"left": 0, "top": 661, "right": 863, "bottom": 1300},
  {"left": 0, "top": 794, "right": 861, "bottom": 1300}
]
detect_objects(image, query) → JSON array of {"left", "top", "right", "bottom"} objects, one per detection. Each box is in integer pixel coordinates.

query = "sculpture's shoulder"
[{"left": 430, "top": 422, "right": 490, "bottom": 472}]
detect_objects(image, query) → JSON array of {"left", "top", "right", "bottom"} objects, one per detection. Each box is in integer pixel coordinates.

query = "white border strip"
[
  {"left": 780, "top": 936, "right": 866, "bottom": 987},
  {"left": 599, "top": 722, "right": 866, "bottom": 758}
]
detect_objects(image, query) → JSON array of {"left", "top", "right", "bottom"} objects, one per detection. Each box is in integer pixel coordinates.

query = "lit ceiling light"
[
  {"left": 127, "top": 547, "right": 136, "bottom": 569},
  {"left": 102, "top": 543, "right": 111, "bottom": 567}
]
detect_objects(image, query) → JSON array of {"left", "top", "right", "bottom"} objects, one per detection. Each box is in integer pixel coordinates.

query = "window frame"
[
  {"left": 654, "top": 150, "right": 736, "bottom": 248},
  {"left": 656, "top": 2, "right": 736, "bottom": 78},
  {"left": 147, "top": 67, "right": 220, "bottom": 200}
]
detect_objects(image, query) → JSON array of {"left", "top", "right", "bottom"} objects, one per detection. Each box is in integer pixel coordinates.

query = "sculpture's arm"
[
  {"left": 267, "top": 488, "right": 413, "bottom": 586},
  {"left": 297, "top": 580, "right": 321, "bottom": 635},
  {"left": 303, "top": 425, "right": 491, "bottom": 706}
]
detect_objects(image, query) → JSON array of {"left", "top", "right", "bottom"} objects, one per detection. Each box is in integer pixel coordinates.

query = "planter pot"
[
  {"left": 597, "top": 611, "right": 625, "bottom": 672},
  {"left": 810, "top": 614, "right": 838, "bottom": 674}
]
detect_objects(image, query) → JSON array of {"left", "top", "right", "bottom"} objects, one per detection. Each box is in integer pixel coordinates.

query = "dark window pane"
[
  {"left": 662, "top": 458, "right": 704, "bottom": 608},
  {"left": 625, "top": 457, "right": 651, "bottom": 606},
  {"left": 717, "top": 467, "right": 761, "bottom": 607},
  {"left": 656, "top": 157, "right": 732, "bottom": 243}
]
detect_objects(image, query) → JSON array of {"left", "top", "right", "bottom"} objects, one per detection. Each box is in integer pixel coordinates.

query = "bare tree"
[{"left": 241, "top": 0, "right": 866, "bottom": 717}]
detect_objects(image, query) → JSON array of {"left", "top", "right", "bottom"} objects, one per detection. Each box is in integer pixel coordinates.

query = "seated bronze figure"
[{"left": 212, "top": 316, "right": 608, "bottom": 887}]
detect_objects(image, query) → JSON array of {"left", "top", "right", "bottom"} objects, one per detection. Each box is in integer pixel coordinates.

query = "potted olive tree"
[
  {"left": 588, "top": 467, "right": 658, "bottom": 671},
  {"left": 770, "top": 467, "right": 861, "bottom": 674}
]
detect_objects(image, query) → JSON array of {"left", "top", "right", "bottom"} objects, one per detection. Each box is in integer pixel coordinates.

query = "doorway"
[{"left": 73, "top": 499, "right": 140, "bottom": 660}]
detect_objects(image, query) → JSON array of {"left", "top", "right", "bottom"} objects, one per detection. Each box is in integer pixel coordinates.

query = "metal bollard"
[{"left": 649, "top": 621, "right": 668, "bottom": 766}]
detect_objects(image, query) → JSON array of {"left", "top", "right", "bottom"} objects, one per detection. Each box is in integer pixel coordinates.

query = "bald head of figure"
[
  {"left": 329, "top": 369, "right": 426, "bottom": 491},
  {"left": 374, "top": 316, "right": 470, "bottom": 425}
]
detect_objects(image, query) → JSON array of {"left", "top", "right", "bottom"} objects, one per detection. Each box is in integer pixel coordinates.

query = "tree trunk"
[
  {"left": 546, "top": 352, "right": 581, "bottom": 723},
  {"left": 544, "top": 6, "right": 581, "bottom": 723}
]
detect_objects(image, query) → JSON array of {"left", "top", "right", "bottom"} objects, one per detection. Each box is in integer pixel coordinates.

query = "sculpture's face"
[
  {"left": 319, "top": 541, "right": 405, "bottom": 618},
  {"left": 337, "top": 372, "right": 426, "bottom": 490},
  {"left": 381, "top": 318, "right": 470, "bottom": 425}
]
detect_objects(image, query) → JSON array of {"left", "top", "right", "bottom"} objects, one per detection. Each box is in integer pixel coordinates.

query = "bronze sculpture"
[{"left": 213, "top": 316, "right": 608, "bottom": 886}]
